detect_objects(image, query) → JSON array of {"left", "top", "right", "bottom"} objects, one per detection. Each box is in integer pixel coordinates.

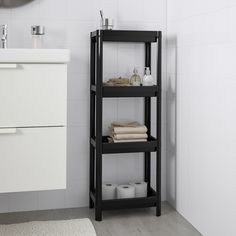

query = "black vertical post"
[
  {"left": 156, "top": 32, "right": 162, "bottom": 216},
  {"left": 144, "top": 42, "right": 151, "bottom": 192},
  {"left": 95, "top": 30, "right": 103, "bottom": 221},
  {"left": 89, "top": 34, "right": 95, "bottom": 208}
]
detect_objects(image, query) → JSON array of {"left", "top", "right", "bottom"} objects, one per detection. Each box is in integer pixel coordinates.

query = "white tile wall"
[
  {"left": 0, "top": 0, "right": 167, "bottom": 213},
  {"left": 167, "top": 1, "right": 236, "bottom": 236}
]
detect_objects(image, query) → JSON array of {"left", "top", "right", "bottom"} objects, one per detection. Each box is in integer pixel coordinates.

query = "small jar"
[
  {"left": 130, "top": 68, "right": 141, "bottom": 86},
  {"left": 31, "top": 25, "right": 45, "bottom": 49},
  {"left": 101, "top": 18, "right": 114, "bottom": 30},
  {"left": 143, "top": 67, "right": 154, "bottom": 86}
]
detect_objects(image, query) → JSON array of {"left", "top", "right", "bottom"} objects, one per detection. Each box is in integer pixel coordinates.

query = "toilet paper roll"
[
  {"left": 117, "top": 185, "right": 135, "bottom": 199},
  {"left": 102, "top": 183, "right": 117, "bottom": 200},
  {"left": 129, "top": 181, "right": 147, "bottom": 198}
]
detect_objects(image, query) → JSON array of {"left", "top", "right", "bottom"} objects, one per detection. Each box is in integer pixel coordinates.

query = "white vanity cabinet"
[{"left": 0, "top": 49, "right": 70, "bottom": 193}]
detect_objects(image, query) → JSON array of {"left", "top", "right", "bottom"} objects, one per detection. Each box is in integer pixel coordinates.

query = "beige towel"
[
  {"left": 112, "top": 133, "right": 148, "bottom": 140},
  {"left": 113, "top": 139, "right": 147, "bottom": 143},
  {"left": 111, "top": 121, "right": 141, "bottom": 127},
  {"left": 108, "top": 137, "right": 147, "bottom": 143},
  {"left": 111, "top": 122, "right": 148, "bottom": 134},
  {"left": 111, "top": 126, "right": 147, "bottom": 134},
  {"left": 103, "top": 77, "right": 130, "bottom": 86}
]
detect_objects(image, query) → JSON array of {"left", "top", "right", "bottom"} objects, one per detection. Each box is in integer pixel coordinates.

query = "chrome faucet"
[{"left": 1, "top": 25, "right": 8, "bottom": 49}]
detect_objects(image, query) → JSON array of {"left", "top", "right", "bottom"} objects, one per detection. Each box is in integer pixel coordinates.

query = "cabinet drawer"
[
  {"left": 0, "top": 64, "right": 67, "bottom": 128},
  {"left": 0, "top": 127, "right": 66, "bottom": 193}
]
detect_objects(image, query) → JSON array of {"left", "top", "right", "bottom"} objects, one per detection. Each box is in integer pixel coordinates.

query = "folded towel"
[
  {"left": 103, "top": 77, "right": 130, "bottom": 86},
  {"left": 113, "top": 139, "right": 147, "bottom": 143},
  {"left": 111, "top": 121, "right": 141, "bottom": 127},
  {"left": 110, "top": 121, "right": 148, "bottom": 134},
  {"left": 108, "top": 137, "right": 147, "bottom": 143},
  {"left": 112, "top": 133, "right": 148, "bottom": 140},
  {"left": 111, "top": 126, "right": 147, "bottom": 134}
]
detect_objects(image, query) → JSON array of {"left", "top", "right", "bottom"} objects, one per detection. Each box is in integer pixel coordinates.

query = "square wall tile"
[
  {"left": 67, "top": 99, "right": 89, "bottom": 127},
  {"left": 67, "top": 21, "right": 95, "bottom": 49},
  {"left": 39, "top": 0, "right": 68, "bottom": 19},
  {"left": 118, "top": 0, "right": 144, "bottom": 22},
  {"left": 117, "top": 98, "right": 144, "bottom": 124},
  {"left": 67, "top": 151, "right": 89, "bottom": 181},
  {"left": 103, "top": 42, "right": 118, "bottom": 77},
  {"left": 68, "top": 48, "right": 90, "bottom": 76},
  {"left": 143, "top": 0, "right": 166, "bottom": 22},
  {"left": 103, "top": 99, "right": 118, "bottom": 135},
  {"left": 38, "top": 19, "right": 68, "bottom": 48},
  {"left": 116, "top": 154, "right": 142, "bottom": 184},
  {"left": 67, "top": 126, "right": 89, "bottom": 154},
  {"left": 67, "top": 75, "right": 90, "bottom": 100},
  {"left": 68, "top": 0, "right": 93, "bottom": 21},
  {"left": 102, "top": 155, "right": 119, "bottom": 183}
]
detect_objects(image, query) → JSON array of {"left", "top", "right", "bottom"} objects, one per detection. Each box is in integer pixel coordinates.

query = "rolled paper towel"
[
  {"left": 102, "top": 183, "right": 117, "bottom": 200},
  {"left": 129, "top": 182, "right": 147, "bottom": 198},
  {"left": 117, "top": 185, "right": 135, "bottom": 199}
]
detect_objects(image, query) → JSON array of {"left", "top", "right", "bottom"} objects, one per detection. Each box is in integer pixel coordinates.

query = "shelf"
[
  {"left": 91, "top": 30, "right": 160, "bottom": 43},
  {"left": 91, "top": 136, "right": 158, "bottom": 154},
  {"left": 102, "top": 86, "right": 158, "bottom": 97},
  {"left": 90, "top": 29, "right": 162, "bottom": 221},
  {"left": 90, "top": 188, "right": 156, "bottom": 211}
]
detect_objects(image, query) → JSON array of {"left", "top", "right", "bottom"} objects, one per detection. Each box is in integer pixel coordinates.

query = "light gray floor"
[{"left": 0, "top": 202, "right": 202, "bottom": 236}]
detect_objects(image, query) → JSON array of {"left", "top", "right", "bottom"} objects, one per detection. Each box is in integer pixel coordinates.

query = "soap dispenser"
[
  {"left": 31, "top": 25, "right": 45, "bottom": 49},
  {"left": 130, "top": 67, "right": 141, "bottom": 86},
  {"left": 142, "top": 67, "right": 154, "bottom": 86}
]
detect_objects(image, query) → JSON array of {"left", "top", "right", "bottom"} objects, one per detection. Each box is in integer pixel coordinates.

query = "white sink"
[{"left": 0, "top": 49, "right": 70, "bottom": 63}]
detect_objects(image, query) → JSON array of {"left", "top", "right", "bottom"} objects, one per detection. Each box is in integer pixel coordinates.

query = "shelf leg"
[
  {"left": 144, "top": 97, "right": 151, "bottom": 191},
  {"left": 156, "top": 32, "right": 162, "bottom": 217},
  {"left": 95, "top": 30, "right": 103, "bottom": 221},
  {"left": 89, "top": 146, "right": 95, "bottom": 209},
  {"left": 95, "top": 151, "right": 102, "bottom": 221},
  {"left": 144, "top": 42, "right": 152, "bottom": 195},
  {"left": 89, "top": 34, "right": 96, "bottom": 209},
  {"left": 144, "top": 152, "right": 151, "bottom": 190}
]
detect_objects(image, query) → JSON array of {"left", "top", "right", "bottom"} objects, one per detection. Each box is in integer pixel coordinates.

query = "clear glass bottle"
[
  {"left": 143, "top": 67, "right": 154, "bottom": 86},
  {"left": 130, "top": 68, "right": 141, "bottom": 86}
]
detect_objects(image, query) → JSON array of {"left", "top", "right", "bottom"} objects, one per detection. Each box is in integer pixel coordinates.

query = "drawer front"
[
  {"left": 0, "top": 64, "right": 67, "bottom": 128},
  {"left": 0, "top": 127, "right": 66, "bottom": 193}
]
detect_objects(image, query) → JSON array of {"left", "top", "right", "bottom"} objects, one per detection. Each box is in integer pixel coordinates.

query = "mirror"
[{"left": 0, "top": 0, "right": 35, "bottom": 8}]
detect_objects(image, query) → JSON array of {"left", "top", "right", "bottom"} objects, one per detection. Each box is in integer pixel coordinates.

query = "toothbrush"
[{"left": 100, "top": 10, "right": 104, "bottom": 21}]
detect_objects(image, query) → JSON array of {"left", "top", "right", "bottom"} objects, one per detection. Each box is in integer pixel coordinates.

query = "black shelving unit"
[{"left": 89, "top": 30, "right": 162, "bottom": 221}]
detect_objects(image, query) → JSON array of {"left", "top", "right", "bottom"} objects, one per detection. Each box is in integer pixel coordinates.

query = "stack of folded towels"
[{"left": 108, "top": 121, "right": 148, "bottom": 143}]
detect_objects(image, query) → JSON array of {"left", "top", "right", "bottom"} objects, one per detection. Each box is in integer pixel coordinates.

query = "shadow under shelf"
[
  {"left": 91, "top": 136, "right": 158, "bottom": 154},
  {"left": 91, "top": 85, "right": 158, "bottom": 97}
]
